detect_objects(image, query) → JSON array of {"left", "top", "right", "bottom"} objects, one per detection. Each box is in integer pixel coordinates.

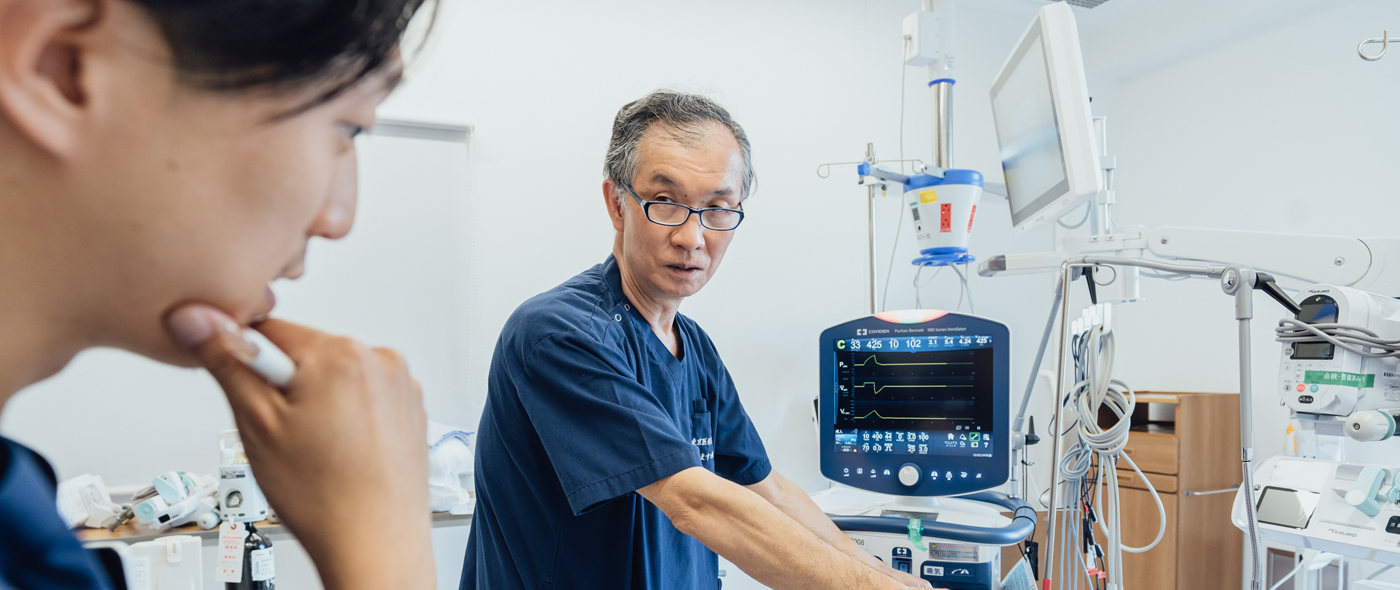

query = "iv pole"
[
  {"left": 866, "top": 144, "right": 879, "bottom": 315},
  {"left": 1036, "top": 256, "right": 1299, "bottom": 590}
]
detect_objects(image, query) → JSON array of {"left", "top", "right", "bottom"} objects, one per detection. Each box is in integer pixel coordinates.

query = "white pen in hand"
[{"left": 239, "top": 328, "right": 297, "bottom": 387}]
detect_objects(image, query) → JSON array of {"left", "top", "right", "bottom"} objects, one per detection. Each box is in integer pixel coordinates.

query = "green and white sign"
[{"left": 1304, "top": 370, "right": 1376, "bottom": 388}]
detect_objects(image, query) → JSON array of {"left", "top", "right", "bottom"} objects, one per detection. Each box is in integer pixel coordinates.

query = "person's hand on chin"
[{"left": 164, "top": 303, "right": 436, "bottom": 590}]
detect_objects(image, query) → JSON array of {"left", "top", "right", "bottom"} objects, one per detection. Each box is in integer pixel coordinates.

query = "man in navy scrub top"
[{"left": 462, "top": 91, "right": 931, "bottom": 590}]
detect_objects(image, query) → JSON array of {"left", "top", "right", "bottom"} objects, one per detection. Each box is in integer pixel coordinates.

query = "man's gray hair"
[{"left": 604, "top": 90, "right": 756, "bottom": 203}]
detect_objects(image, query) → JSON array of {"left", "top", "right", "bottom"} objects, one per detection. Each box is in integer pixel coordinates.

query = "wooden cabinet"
[
  {"left": 1122, "top": 431, "right": 1179, "bottom": 475},
  {"left": 1114, "top": 392, "right": 1243, "bottom": 590},
  {"left": 1121, "top": 487, "right": 1179, "bottom": 588},
  {"left": 1000, "top": 392, "right": 1243, "bottom": 590},
  {"left": 1115, "top": 466, "right": 1177, "bottom": 493}
]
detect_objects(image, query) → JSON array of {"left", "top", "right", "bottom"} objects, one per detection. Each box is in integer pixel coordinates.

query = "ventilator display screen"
[
  {"left": 820, "top": 313, "right": 1010, "bottom": 495},
  {"left": 1256, "top": 487, "right": 1321, "bottom": 529},
  {"left": 832, "top": 335, "right": 995, "bottom": 459}
]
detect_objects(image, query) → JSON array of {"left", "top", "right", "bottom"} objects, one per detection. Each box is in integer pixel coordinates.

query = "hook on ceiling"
[{"left": 1358, "top": 30, "right": 1400, "bottom": 61}]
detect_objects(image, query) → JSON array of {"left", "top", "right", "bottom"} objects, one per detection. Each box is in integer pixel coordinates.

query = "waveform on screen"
[
  {"left": 854, "top": 410, "right": 973, "bottom": 421},
  {"left": 853, "top": 355, "right": 975, "bottom": 368},
  {"left": 853, "top": 382, "right": 973, "bottom": 395}
]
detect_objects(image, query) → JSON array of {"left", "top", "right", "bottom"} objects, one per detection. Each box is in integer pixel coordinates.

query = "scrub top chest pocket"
[{"left": 690, "top": 399, "right": 714, "bottom": 464}]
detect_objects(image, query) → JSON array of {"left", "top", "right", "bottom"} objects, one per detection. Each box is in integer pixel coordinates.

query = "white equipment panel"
[{"left": 1234, "top": 456, "right": 1400, "bottom": 565}]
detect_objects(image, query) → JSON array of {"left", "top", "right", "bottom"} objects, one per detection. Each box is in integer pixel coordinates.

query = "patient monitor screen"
[
  {"left": 992, "top": 27, "right": 1070, "bottom": 225},
  {"left": 832, "top": 336, "right": 995, "bottom": 458}
]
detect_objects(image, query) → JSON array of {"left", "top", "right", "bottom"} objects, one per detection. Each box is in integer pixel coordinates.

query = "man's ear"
[
  {"left": 0, "top": 0, "right": 100, "bottom": 158},
  {"left": 603, "top": 179, "right": 626, "bottom": 233}
]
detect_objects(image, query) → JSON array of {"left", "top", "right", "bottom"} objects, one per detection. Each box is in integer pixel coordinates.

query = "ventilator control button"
[{"left": 898, "top": 464, "right": 920, "bottom": 487}]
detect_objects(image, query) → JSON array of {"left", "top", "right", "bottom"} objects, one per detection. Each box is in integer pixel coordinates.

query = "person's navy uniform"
[
  {"left": 461, "top": 256, "right": 770, "bottom": 590},
  {"left": 0, "top": 437, "right": 113, "bottom": 589}
]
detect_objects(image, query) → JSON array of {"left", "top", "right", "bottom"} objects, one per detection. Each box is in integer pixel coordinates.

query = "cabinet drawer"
[
  {"left": 1116, "top": 469, "right": 1178, "bottom": 493},
  {"left": 1123, "top": 432, "right": 1178, "bottom": 474}
]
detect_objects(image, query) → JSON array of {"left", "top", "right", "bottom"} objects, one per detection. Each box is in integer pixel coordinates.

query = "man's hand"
[
  {"left": 874, "top": 560, "right": 937, "bottom": 588},
  {"left": 165, "top": 305, "right": 434, "bottom": 590}
]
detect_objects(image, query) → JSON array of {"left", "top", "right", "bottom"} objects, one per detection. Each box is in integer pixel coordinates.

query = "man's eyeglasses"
[{"left": 622, "top": 184, "right": 745, "bottom": 231}]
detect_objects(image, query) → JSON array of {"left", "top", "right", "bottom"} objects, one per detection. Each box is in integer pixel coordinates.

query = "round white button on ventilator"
[{"left": 898, "top": 464, "right": 920, "bottom": 487}]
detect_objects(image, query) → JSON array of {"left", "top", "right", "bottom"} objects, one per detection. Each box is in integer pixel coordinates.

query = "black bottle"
[{"left": 227, "top": 522, "right": 275, "bottom": 590}]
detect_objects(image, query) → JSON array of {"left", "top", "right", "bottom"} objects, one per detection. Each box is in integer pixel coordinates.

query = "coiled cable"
[
  {"left": 1061, "top": 323, "right": 1167, "bottom": 590},
  {"left": 1275, "top": 319, "right": 1400, "bottom": 358}
]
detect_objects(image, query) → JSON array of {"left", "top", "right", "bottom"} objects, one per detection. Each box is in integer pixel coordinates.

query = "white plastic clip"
[{"left": 166, "top": 537, "right": 183, "bottom": 563}]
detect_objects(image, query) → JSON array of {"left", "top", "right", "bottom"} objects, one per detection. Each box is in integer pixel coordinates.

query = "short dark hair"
[
  {"left": 128, "top": 0, "right": 433, "bottom": 113},
  {"left": 604, "top": 90, "right": 756, "bottom": 203}
]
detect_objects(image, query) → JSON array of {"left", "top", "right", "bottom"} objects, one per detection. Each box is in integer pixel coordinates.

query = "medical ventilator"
[
  {"left": 823, "top": 2, "right": 1400, "bottom": 587},
  {"left": 815, "top": 310, "right": 1035, "bottom": 589}
]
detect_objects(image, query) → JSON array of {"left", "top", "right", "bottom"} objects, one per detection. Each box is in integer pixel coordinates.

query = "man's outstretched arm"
[
  {"left": 747, "top": 471, "right": 932, "bottom": 588},
  {"left": 638, "top": 467, "right": 917, "bottom": 590}
]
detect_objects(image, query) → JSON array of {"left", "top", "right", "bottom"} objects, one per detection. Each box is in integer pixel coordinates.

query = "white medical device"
[
  {"left": 817, "top": 310, "right": 1035, "bottom": 589},
  {"left": 218, "top": 430, "right": 270, "bottom": 523},
  {"left": 905, "top": 171, "right": 986, "bottom": 267},
  {"left": 1275, "top": 284, "right": 1400, "bottom": 422},
  {"left": 837, "top": 0, "right": 993, "bottom": 302},
  {"left": 56, "top": 474, "right": 125, "bottom": 529},
  {"left": 1232, "top": 456, "right": 1400, "bottom": 566},
  {"left": 972, "top": 5, "right": 1400, "bottom": 590},
  {"left": 989, "top": 2, "right": 1101, "bottom": 234},
  {"left": 133, "top": 471, "right": 219, "bottom": 532},
  {"left": 127, "top": 536, "right": 204, "bottom": 590},
  {"left": 1213, "top": 285, "right": 1400, "bottom": 583}
]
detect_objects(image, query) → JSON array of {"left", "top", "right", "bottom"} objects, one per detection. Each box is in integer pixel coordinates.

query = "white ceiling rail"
[{"left": 368, "top": 118, "right": 473, "bottom": 143}]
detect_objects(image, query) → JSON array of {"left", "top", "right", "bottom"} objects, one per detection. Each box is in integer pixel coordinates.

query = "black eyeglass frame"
[{"left": 621, "top": 184, "right": 746, "bottom": 231}]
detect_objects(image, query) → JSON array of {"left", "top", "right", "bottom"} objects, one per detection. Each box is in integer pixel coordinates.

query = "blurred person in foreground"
[{"left": 0, "top": 1, "right": 439, "bottom": 588}]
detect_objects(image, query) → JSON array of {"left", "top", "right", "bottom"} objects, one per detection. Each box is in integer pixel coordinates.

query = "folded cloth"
[
  {"left": 427, "top": 421, "right": 476, "bottom": 515},
  {"left": 808, "top": 485, "right": 890, "bottom": 516},
  {"left": 428, "top": 421, "right": 475, "bottom": 451}
]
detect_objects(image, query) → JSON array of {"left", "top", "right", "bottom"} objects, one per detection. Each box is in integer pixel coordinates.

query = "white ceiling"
[{"left": 962, "top": 0, "right": 1345, "bottom": 80}]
